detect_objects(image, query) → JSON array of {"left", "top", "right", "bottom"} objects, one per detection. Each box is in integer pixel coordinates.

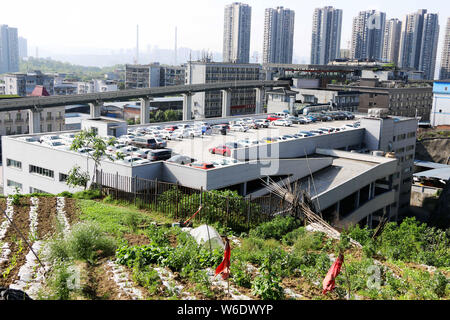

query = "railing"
[{"left": 96, "top": 170, "right": 290, "bottom": 232}]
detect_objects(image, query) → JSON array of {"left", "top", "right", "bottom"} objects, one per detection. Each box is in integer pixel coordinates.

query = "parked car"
[
  {"left": 286, "top": 116, "right": 304, "bottom": 124},
  {"left": 297, "top": 116, "right": 312, "bottom": 124},
  {"left": 255, "top": 119, "right": 270, "bottom": 128},
  {"left": 309, "top": 130, "right": 325, "bottom": 135},
  {"left": 298, "top": 131, "right": 315, "bottom": 137},
  {"left": 154, "top": 138, "right": 167, "bottom": 148},
  {"left": 131, "top": 149, "right": 153, "bottom": 159},
  {"left": 305, "top": 115, "right": 319, "bottom": 122},
  {"left": 164, "top": 125, "right": 179, "bottom": 132},
  {"left": 343, "top": 112, "right": 355, "bottom": 120},
  {"left": 212, "top": 124, "right": 230, "bottom": 134},
  {"left": 211, "top": 158, "right": 239, "bottom": 167},
  {"left": 230, "top": 124, "right": 248, "bottom": 132},
  {"left": 122, "top": 156, "right": 150, "bottom": 165},
  {"left": 237, "top": 139, "right": 259, "bottom": 147},
  {"left": 224, "top": 142, "right": 243, "bottom": 149},
  {"left": 209, "top": 145, "right": 231, "bottom": 156},
  {"left": 280, "top": 135, "right": 296, "bottom": 141},
  {"left": 41, "top": 135, "right": 61, "bottom": 142},
  {"left": 147, "top": 149, "right": 173, "bottom": 162},
  {"left": 188, "top": 162, "right": 215, "bottom": 170},
  {"left": 261, "top": 137, "right": 278, "bottom": 143},
  {"left": 119, "top": 145, "right": 140, "bottom": 154},
  {"left": 130, "top": 137, "right": 159, "bottom": 149},
  {"left": 272, "top": 119, "right": 293, "bottom": 127},
  {"left": 267, "top": 114, "right": 281, "bottom": 122},
  {"left": 167, "top": 155, "right": 195, "bottom": 165}
]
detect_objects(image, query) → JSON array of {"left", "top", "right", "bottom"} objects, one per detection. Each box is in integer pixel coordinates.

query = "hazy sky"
[{"left": 1, "top": 0, "right": 449, "bottom": 62}]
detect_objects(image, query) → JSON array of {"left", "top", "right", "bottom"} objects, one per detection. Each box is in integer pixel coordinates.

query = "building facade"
[
  {"left": 430, "top": 80, "right": 450, "bottom": 126},
  {"left": 2, "top": 71, "right": 55, "bottom": 96},
  {"left": 18, "top": 37, "right": 27, "bottom": 59},
  {"left": 160, "top": 65, "right": 185, "bottom": 87},
  {"left": 0, "top": 25, "right": 19, "bottom": 74},
  {"left": 295, "top": 88, "right": 360, "bottom": 112},
  {"left": 185, "top": 61, "right": 261, "bottom": 118},
  {"left": 263, "top": 6, "right": 295, "bottom": 64},
  {"left": 328, "top": 79, "right": 433, "bottom": 120},
  {"left": 382, "top": 19, "right": 402, "bottom": 64},
  {"left": 125, "top": 64, "right": 161, "bottom": 89},
  {"left": 351, "top": 10, "right": 386, "bottom": 61},
  {"left": 223, "top": 2, "right": 252, "bottom": 64},
  {"left": 440, "top": 18, "right": 450, "bottom": 80},
  {"left": 310, "top": 6, "right": 343, "bottom": 65},
  {"left": 398, "top": 10, "right": 440, "bottom": 80}
]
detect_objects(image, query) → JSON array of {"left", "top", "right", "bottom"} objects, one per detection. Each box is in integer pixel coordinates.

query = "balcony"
[{"left": 4, "top": 119, "right": 13, "bottom": 125}]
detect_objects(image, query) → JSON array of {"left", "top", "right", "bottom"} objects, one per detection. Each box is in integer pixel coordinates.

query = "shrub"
[
  {"left": 49, "top": 222, "right": 117, "bottom": 263},
  {"left": 292, "top": 231, "right": 326, "bottom": 254},
  {"left": 57, "top": 191, "right": 73, "bottom": 198},
  {"left": 249, "top": 216, "right": 301, "bottom": 240},
  {"left": 251, "top": 254, "right": 285, "bottom": 300},
  {"left": 282, "top": 227, "right": 307, "bottom": 246},
  {"left": 73, "top": 189, "right": 102, "bottom": 200},
  {"left": 230, "top": 259, "right": 253, "bottom": 289},
  {"left": 132, "top": 265, "right": 163, "bottom": 296},
  {"left": 46, "top": 262, "right": 79, "bottom": 300},
  {"left": 236, "top": 237, "right": 282, "bottom": 265}
]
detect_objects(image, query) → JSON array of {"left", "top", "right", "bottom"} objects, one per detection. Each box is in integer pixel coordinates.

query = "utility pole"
[{"left": 174, "top": 26, "right": 178, "bottom": 66}]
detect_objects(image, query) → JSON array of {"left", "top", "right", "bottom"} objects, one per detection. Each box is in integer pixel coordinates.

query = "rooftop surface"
[{"left": 296, "top": 157, "right": 378, "bottom": 197}]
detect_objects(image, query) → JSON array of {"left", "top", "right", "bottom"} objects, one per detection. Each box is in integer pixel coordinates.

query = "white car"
[
  {"left": 230, "top": 124, "right": 248, "bottom": 132},
  {"left": 122, "top": 156, "right": 150, "bottom": 165},
  {"left": 211, "top": 158, "right": 240, "bottom": 167},
  {"left": 172, "top": 129, "right": 192, "bottom": 139},
  {"left": 119, "top": 146, "right": 139, "bottom": 154},
  {"left": 43, "top": 140, "right": 68, "bottom": 149},
  {"left": 118, "top": 135, "right": 135, "bottom": 144},
  {"left": 167, "top": 155, "right": 194, "bottom": 165},
  {"left": 159, "top": 130, "right": 174, "bottom": 140},
  {"left": 60, "top": 133, "right": 77, "bottom": 141},
  {"left": 255, "top": 119, "right": 270, "bottom": 128},
  {"left": 272, "top": 119, "right": 293, "bottom": 127},
  {"left": 237, "top": 139, "right": 259, "bottom": 147},
  {"left": 41, "top": 135, "right": 61, "bottom": 142},
  {"left": 187, "top": 128, "right": 203, "bottom": 138}
]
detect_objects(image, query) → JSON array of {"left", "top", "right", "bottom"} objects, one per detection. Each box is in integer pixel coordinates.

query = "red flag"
[
  {"left": 322, "top": 254, "right": 344, "bottom": 295},
  {"left": 215, "top": 238, "right": 231, "bottom": 280}
]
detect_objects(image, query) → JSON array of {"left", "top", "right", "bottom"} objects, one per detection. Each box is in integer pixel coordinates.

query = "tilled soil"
[
  {"left": 64, "top": 198, "right": 80, "bottom": 225},
  {"left": 37, "top": 197, "right": 58, "bottom": 239},
  {"left": 0, "top": 198, "right": 6, "bottom": 225},
  {"left": 0, "top": 197, "right": 31, "bottom": 287}
]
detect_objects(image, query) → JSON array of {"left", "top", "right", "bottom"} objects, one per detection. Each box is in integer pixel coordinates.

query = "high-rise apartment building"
[
  {"left": 18, "top": 37, "right": 27, "bottom": 59},
  {"left": 310, "top": 6, "right": 343, "bottom": 65},
  {"left": 263, "top": 6, "right": 295, "bottom": 64},
  {"left": 398, "top": 10, "right": 439, "bottom": 80},
  {"left": 223, "top": 2, "right": 252, "bottom": 64},
  {"left": 0, "top": 25, "right": 19, "bottom": 74},
  {"left": 440, "top": 18, "right": 450, "bottom": 80},
  {"left": 382, "top": 19, "right": 402, "bottom": 64},
  {"left": 351, "top": 10, "right": 386, "bottom": 61}
]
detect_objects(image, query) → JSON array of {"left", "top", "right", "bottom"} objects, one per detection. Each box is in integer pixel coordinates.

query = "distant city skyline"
[{"left": 0, "top": 0, "right": 448, "bottom": 68}]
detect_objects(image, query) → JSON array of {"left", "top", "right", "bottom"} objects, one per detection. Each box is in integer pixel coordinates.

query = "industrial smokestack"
[
  {"left": 174, "top": 26, "right": 178, "bottom": 66},
  {"left": 135, "top": 24, "right": 139, "bottom": 64}
]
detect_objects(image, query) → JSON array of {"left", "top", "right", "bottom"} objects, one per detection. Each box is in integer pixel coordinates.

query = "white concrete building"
[
  {"left": 2, "top": 112, "right": 418, "bottom": 228},
  {"left": 431, "top": 80, "right": 450, "bottom": 126}
]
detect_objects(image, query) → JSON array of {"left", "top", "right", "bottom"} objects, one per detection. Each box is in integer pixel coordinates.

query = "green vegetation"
[
  {"left": 150, "top": 109, "right": 183, "bottom": 123},
  {"left": 20, "top": 57, "right": 124, "bottom": 81}
]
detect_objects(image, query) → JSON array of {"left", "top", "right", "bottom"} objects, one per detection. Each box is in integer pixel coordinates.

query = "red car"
[
  {"left": 189, "top": 163, "right": 215, "bottom": 170},
  {"left": 267, "top": 114, "right": 281, "bottom": 122},
  {"left": 164, "top": 125, "right": 178, "bottom": 132},
  {"left": 209, "top": 145, "right": 231, "bottom": 156}
]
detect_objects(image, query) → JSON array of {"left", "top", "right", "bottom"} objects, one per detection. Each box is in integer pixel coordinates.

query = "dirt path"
[
  {"left": 0, "top": 198, "right": 6, "bottom": 225},
  {"left": 0, "top": 197, "right": 31, "bottom": 287},
  {"left": 37, "top": 197, "right": 58, "bottom": 239}
]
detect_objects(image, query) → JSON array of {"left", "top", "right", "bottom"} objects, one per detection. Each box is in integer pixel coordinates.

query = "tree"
[
  {"left": 70, "top": 129, "right": 117, "bottom": 187},
  {"left": 66, "top": 165, "right": 90, "bottom": 190},
  {"left": 155, "top": 110, "right": 166, "bottom": 122},
  {"left": 164, "top": 109, "right": 180, "bottom": 121}
]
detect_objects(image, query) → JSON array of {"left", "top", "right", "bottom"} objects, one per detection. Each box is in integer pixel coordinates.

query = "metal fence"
[{"left": 96, "top": 170, "right": 290, "bottom": 232}]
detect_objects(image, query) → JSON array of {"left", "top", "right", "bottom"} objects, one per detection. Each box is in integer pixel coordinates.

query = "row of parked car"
[{"left": 208, "top": 122, "right": 361, "bottom": 157}]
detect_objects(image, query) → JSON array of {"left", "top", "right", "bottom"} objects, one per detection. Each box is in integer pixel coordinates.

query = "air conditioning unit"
[{"left": 368, "top": 108, "right": 389, "bottom": 119}]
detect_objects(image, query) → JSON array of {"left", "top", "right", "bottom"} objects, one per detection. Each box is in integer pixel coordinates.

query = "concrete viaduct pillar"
[
  {"left": 221, "top": 89, "right": 232, "bottom": 118},
  {"left": 89, "top": 101, "right": 103, "bottom": 118},
  {"left": 139, "top": 97, "right": 152, "bottom": 125},
  {"left": 28, "top": 108, "right": 41, "bottom": 134},
  {"left": 182, "top": 93, "right": 193, "bottom": 121},
  {"left": 255, "top": 87, "right": 265, "bottom": 114}
]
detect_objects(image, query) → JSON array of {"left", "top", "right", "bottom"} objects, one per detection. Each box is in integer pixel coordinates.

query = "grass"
[{"left": 77, "top": 199, "right": 172, "bottom": 236}]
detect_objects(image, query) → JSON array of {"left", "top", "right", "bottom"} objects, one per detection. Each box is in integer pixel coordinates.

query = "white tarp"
[{"left": 189, "top": 225, "right": 225, "bottom": 250}]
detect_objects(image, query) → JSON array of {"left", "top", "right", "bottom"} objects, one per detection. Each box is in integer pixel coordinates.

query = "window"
[
  {"left": 7, "top": 180, "right": 22, "bottom": 191},
  {"left": 59, "top": 173, "right": 69, "bottom": 182},
  {"left": 7, "top": 159, "right": 22, "bottom": 169},
  {"left": 29, "top": 187, "right": 49, "bottom": 194},
  {"left": 29, "top": 165, "right": 54, "bottom": 179},
  {"left": 47, "top": 123, "right": 52, "bottom": 132}
]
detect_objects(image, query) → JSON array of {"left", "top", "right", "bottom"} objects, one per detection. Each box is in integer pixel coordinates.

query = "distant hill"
[{"left": 19, "top": 57, "right": 124, "bottom": 81}]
